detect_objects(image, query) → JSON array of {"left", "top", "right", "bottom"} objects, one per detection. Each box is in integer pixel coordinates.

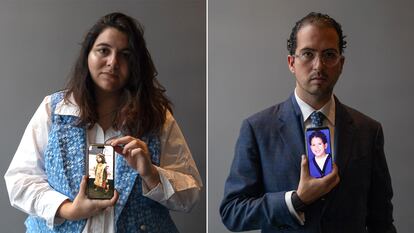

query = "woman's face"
[
  {"left": 310, "top": 136, "right": 328, "bottom": 157},
  {"left": 96, "top": 155, "right": 102, "bottom": 163},
  {"left": 88, "top": 27, "right": 130, "bottom": 94}
]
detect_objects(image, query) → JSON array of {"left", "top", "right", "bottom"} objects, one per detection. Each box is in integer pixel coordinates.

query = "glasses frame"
[{"left": 293, "top": 50, "right": 343, "bottom": 67}]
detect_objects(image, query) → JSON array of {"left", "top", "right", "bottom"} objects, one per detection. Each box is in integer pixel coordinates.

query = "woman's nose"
[{"left": 107, "top": 53, "right": 119, "bottom": 69}]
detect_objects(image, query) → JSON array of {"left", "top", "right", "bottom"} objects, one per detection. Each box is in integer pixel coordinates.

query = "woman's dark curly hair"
[
  {"left": 65, "top": 12, "right": 172, "bottom": 137},
  {"left": 287, "top": 12, "right": 347, "bottom": 55}
]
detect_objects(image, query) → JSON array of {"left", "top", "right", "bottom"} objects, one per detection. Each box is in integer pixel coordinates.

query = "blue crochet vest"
[{"left": 25, "top": 92, "right": 178, "bottom": 233}]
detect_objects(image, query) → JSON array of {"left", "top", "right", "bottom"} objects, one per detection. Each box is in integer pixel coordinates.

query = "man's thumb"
[{"left": 300, "top": 154, "right": 309, "bottom": 179}]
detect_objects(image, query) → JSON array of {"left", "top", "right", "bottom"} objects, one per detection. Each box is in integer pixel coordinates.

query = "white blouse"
[{"left": 4, "top": 95, "right": 203, "bottom": 232}]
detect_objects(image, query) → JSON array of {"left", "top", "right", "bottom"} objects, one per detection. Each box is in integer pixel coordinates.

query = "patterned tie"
[{"left": 310, "top": 111, "right": 325, "bottom": 127}]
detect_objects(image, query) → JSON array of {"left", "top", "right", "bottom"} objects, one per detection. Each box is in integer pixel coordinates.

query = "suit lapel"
[
  {"left": 321, "top": 98, "right": 355, "bottom": 215},
  {"left": 277, "top": 95, "right": 306, "bottom": 172},
  {"left": 333, "top": 98, "right": 355, "bottom": 176}
]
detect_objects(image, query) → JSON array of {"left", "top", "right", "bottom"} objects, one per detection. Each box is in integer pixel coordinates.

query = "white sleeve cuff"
[
  {"left": 142, "top": 166, "right": 175, "bottom": 202},
  {"left": 285, "top": 191, "right": 305, "bottom": 225}
]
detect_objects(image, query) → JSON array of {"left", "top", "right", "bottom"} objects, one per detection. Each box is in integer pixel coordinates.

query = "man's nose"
[{"left": 312, "top": 55, "right": 324, "bottom": 70}]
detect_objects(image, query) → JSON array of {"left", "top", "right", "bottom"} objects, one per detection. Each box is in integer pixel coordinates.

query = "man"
[{"left": 220, "top": 12, "right": 396, "bottom": 233}]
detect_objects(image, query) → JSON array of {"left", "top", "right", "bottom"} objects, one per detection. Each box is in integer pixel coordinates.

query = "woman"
[{"left": 5, "top": 12, "right": 202, "bottom": 233}]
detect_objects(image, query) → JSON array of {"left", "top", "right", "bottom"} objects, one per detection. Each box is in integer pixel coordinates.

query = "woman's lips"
[{"left": 101, "top": 72, "right": 118, "bottom": 79}]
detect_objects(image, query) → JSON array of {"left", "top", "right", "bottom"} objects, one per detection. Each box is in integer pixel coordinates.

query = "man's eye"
[
  {"left": 324, "top": 52, "right": 338, "bottom": 59},
  {"left": 301, "top": 51, "right": 314, "bottom": 59}
]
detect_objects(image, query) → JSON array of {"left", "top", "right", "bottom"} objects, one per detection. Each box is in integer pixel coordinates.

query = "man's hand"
[
  {"left": 296, "top": 154, "right": 340, "bottom": 204},
  {"left": 57, "top": 176, "right": 119, "bottom": 220}
]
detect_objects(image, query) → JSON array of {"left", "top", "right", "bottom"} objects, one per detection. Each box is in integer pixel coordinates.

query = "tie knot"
[{"left": 310, "top": 111, "right": 325, "bottom": 127}]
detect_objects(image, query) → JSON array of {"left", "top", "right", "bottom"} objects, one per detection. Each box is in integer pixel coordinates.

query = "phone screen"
[
  {"left": 305, "top": 127, "right": 333, "bottom": 178},
  {"left": 86, "top": 144, "right": 115, "bottom": 199}
]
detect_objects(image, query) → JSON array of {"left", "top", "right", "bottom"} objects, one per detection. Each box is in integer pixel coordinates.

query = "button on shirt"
[
  {"left": 284, "top": 89, "right": 336, "bottom": 225},
  {"left": 4, "top": 95, "right": 203, "bottom": 232}
]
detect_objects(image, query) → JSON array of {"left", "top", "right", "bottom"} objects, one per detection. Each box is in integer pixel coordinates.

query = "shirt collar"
[
  {"left": 294, "top": 88, "right": 336, "bottom": 126},
  {"left": 54, "top": 93, "right": 80, "bottom": 117}
]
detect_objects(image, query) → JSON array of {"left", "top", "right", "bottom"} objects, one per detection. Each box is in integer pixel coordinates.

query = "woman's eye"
[
  {"left": 121, "top": 51, "right": 131, "bottom": 58},
  {"left": 96, "top": 48, "right": 109, "bottom": 55}
]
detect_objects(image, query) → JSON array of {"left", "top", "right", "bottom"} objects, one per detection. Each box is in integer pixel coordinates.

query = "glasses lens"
[
  {"left": 322, "top": 52, "right": 340, "bottom": 67},
  {"left": 296, "top": 51, "right": 340, "bottom": 67},
  {"left": 298, "top": 51, "right": 314, "bottom": 63}
]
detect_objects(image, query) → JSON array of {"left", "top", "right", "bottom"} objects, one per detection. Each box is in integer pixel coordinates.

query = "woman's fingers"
[
  {"left": 110, "top": 136, "right": 134, "bottom": 147},
  {"left": 110, "top": 136, "right": 148, "bottom": 156},
  {"left": 110, "top": 136, "right": 153, "bottom": 176},
  {"left": 123, "top": 141, "right": 147, "bottom": 155},
  {"left": 113, "top": 145, "right": 124, "bottom": 154},
  {"left": 78, "top": 176, "right": 88, "bottom": 197}
]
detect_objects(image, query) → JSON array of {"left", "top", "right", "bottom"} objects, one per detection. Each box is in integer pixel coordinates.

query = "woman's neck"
[{"left": 95, "top": 90, "right": 122, "bottom": 131}]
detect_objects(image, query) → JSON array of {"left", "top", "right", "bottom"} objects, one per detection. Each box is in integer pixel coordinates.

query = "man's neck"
[{"left": 296, "top": 91, "right": 332, "bottom": 110}]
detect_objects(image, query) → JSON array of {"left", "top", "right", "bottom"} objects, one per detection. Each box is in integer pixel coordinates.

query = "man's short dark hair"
[
  {"left": 287, "top": 12, "right": 347, "bottom": 55},
  {"left": 308, "top": 130, "right": 328, "bottom": 145}
]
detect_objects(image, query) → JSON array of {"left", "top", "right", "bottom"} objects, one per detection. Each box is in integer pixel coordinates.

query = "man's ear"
[
  {"left": 287, "top": 55, "right": 295, "bottom": 74},
  {"left": 339, "top": 55, "right": 345, "bottom": 73}
]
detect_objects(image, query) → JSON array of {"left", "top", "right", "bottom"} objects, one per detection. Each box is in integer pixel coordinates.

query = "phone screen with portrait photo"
[
  {"left": 305, "top": 127, "right": 333, "bottom": 178},
  {"left": 86, "top": 144, "right": 115, "bottom": 199}
]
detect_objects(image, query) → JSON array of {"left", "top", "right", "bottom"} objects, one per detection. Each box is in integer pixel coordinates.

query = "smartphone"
[
  {"left": 86, "top": 144, "right": 115, "bottom": 199},
  {"left": 305, "top": 127, "right": 333, "bottom": 178}
]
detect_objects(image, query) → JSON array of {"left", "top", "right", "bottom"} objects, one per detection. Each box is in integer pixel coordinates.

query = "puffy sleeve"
[
  {"left": 4, "top": 96, "right": 69, "bottom": 228},
  {"left": 142, "top": 111, "right": 202, "bottom": 212}
]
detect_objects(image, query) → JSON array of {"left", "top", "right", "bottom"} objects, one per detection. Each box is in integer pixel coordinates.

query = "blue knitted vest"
[{"left": 25, "top": 92, "right": 178, "bottom": 233}]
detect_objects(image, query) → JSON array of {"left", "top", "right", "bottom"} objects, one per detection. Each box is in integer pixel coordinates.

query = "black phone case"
[
  {"left": 305, "top": 127, "right": 333, "bottom": 178},
  {"left": 86, "top": 144, "right": 115, "bottom": 199}
]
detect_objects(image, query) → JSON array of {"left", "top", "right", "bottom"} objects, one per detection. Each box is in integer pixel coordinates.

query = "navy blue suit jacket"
[{"left": 220, "top": 95, "right": 396, "bottom": 233}]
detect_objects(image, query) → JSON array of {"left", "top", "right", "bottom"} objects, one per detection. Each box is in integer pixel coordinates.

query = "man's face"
[{"left": 287, "top": 24, "right": 344, "bottom": 104}]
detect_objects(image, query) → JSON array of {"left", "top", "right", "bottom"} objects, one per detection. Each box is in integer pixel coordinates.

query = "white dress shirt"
[
  {"left": 284, "top": 89, "right": 336, "bottom": 225},
  {"left": 314, "top": 154, "right": 330, "bottom": 171},
  {"left": 4, "top": 94, "right": 203, "bottom": 232}
]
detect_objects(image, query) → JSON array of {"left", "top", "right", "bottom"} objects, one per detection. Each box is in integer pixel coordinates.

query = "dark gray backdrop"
[
  {"left": 209, "top": 0, "right": 413, "bottom": 232},
  {"left": 0, "top": 1, "right": 205, "bottom": 233}
]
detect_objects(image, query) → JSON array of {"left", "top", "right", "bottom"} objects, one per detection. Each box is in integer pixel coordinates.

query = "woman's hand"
[
  {"left": 57, "top": 176, "right": 119, "bottom": 220},
  {"left": 110, "top": 136, "right": 160, "bottom": 189}
]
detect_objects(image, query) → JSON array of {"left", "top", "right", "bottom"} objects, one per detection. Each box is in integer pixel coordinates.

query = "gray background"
[
  {"left": 0, "top": 0, "right": 205, "bottom": 233},
  {"left": 209, "top": 0, "right": 413, "bottom": 233}
]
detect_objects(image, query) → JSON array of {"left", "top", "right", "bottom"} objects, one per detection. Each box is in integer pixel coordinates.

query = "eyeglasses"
[{"left": 293, "top": 50, "right": 342, "bottom": 67}]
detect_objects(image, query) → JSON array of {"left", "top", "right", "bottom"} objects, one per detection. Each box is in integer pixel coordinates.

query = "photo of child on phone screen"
[
  {"left": 94, "top": 153, "right": 109, "bottom": 192},
  {"left": 306, "top": 128, "right": 332, "bottom": 178},
  {"left": 88, "top": 147, "right": 114, "bottom": 199}
]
